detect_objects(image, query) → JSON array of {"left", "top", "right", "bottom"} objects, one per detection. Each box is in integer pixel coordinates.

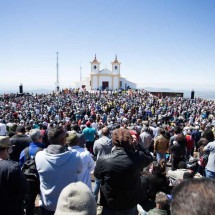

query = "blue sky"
[{"left": 0, "top": 0, "right": 215, "bottom": 92}]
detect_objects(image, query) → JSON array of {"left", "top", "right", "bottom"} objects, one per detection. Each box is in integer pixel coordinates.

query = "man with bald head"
[{"left": 93, "top": 126, "right": 113, "bottom": 160}]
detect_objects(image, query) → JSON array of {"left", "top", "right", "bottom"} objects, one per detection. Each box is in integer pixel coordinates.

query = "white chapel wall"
[
  {"left": 113, "top": 76, "right": 119, "bottom": 90},
  {"left": 92, "top": 76, "right": 98, "bottom": 89}
]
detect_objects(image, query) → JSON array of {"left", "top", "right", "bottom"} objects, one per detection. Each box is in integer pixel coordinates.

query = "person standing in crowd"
[
  {"left": 192, "top": 126, "right": 201, "bottom": 150},
  {"left": 0, "top": 136, "right": 28, "bottom": 215},
  {"left": 35, "top": 126, "right": 83, "bottom": 215},
  {"left": 19, "top": 129, "right": 45, "bottom": 215},
  {"left": 197, "top": 128, "right": 214, "bottom": 175},
  {"left": 185, "top": 130, "right": 195, "bottom": 160},
  {"left": 169, "top": 134, "right": 186, "bottom": 170},
  {"left": 9, "top": 125, "right": 31, "bottom": 162},
  {"left": 93, "top": 126, "right": 113, "bottom": 203},
  {"left": 94, "top": 128, "right": 153, "bottom": 215},
  {"left": 203, "top": 137, "right": 215, "bottom": 178},
  {"left": 167, "top": 126, "right": 182, "bottom": 165},
  {"left": 93, "top": 126, "right": 112, "bottom": 160},
  {"left": 83, "top": 121, "right": 96, "bottom": 154},
  {"left": 71, "top": 123, "right": 86, "bottom": 148},
  {"left": 140, "top": 126, "right": 153, "bottom": 151},
  {"left": 154, "top": 128, "right": 169, "bottom": 162},
  {"left": 0, "top": 119, "right": 7, "bottom": 135},
  {"left": 67, "top": 132, "right": 94, "bottom": 190}
]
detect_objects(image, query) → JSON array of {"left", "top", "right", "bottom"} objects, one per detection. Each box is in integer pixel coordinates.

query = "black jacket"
[
  {"left": 94, "top": 144, "right": 153, "bottom": 210},
  {"left": 170, "top": 141, "right": 186, "bottom": 158},
  {"left": 10, "top": 134, "right": 31, "bottom": 162},
  {"left": 0, "top": 160, "right": 28, "bottom": 215}
]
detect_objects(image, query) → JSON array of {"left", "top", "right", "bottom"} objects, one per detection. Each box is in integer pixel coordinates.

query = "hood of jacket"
[{"left": 37, "top": 145, "right": 75, "bottom": 167}]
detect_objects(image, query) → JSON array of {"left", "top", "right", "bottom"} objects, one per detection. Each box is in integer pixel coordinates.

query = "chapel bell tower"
[
  {"left": 112, "top": 55, "right": 120, "bottom": 75},
  {"left": 91, "top": 54, "right": 100, "bottom": 74}
]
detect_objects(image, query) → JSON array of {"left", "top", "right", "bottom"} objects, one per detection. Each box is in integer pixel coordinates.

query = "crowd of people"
[{"left": 0, "top": 89, "right": 215, "bottom": 215}]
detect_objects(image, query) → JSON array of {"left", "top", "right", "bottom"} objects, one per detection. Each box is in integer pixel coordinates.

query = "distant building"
[
  {"left": 76, "top": 55, "right": 136, "bottom": 91},
  {"left": 150, "top": 91, "right": 184, "bottom": 98}
]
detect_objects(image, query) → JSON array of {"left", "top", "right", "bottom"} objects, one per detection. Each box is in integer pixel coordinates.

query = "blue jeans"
[
  {"left": 102, "top": 206, "right": 138, "bottom": 215},
  {"left": 93, "top": 177, "right": 101, "bottom": 203},
  {"left": 205, "top": 169, "right": 215, "bottom": 179},
  {"left": 156, "top": 152, "right": 166, "bottom": 162}
]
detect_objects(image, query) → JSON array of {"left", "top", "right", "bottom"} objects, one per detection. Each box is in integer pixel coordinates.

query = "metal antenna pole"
[
  {"left": 80, "top": 66, "right": 82, "bottom": 81},
  {"left": 56, "top": 52, "right": 59, "bottom": 92}
]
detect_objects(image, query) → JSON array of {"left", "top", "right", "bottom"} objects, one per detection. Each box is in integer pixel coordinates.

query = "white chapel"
[{"left": 76, "top": 55, "right": 136, "bottom": 91}]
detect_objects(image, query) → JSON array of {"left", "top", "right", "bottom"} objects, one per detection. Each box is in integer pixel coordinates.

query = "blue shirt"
[
  {"left": 83, "top": 127, "right": 96, "bottom": 142},
  {"left": 19, "top": 142, "right": 45, "bottom": 167}
]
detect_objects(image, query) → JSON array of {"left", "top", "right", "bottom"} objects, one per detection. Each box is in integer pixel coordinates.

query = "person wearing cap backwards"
[
  {"left": 0, "top": 136, "right": 28, "bottom": 215},
  {"left": 9, "top": 125, "right": 31, "bottom": 162}
]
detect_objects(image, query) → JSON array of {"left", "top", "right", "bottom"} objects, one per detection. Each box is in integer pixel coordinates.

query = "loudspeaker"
[
  {"left": 191, "top": 90, "right": 195, "bottom": 99},
  {"left": 19, "top": 84, "right": 23, "bottom": 94}
]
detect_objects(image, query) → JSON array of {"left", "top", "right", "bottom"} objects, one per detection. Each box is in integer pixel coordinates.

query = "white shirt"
[
  {"left": 68, "top": 146, "right": 94, "bottom": 190},
  {"left": 0, "top": 123, "right": 7, "bottom": 135}
]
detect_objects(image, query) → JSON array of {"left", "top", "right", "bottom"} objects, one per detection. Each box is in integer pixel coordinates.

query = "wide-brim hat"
[{"left": 0, "top": 136, "right": 11, "bottom": 148}]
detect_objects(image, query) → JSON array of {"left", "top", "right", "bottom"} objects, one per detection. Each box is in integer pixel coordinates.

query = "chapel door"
[{"left": 102, "top": 81, "right": 109, "bottom": 90}]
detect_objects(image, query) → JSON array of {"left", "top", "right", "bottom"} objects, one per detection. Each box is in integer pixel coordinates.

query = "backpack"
[{"left": 21, "top": 147, "right": 42, "bottom": 183}]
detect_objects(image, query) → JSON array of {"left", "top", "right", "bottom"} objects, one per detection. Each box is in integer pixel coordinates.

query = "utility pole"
[
  {"left": 80, "top": 65, "right": 82, "bottom": 81},
  {"left": 56, "top": 52, "right": 60, "bottom": 92}
]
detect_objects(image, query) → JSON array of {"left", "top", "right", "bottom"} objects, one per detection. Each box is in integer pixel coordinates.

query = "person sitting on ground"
[
  {"left": 171, "top": 178, "right": 215, "bottom": 215},
  {"left": 168, "top": 161, "right": 194, "bottom": 185},
  {"left": 138, "top": 191, "right": 170, "bottom": 215},
  {"left": 146, "top": 160, "right": 169, "bottom": 201}
]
